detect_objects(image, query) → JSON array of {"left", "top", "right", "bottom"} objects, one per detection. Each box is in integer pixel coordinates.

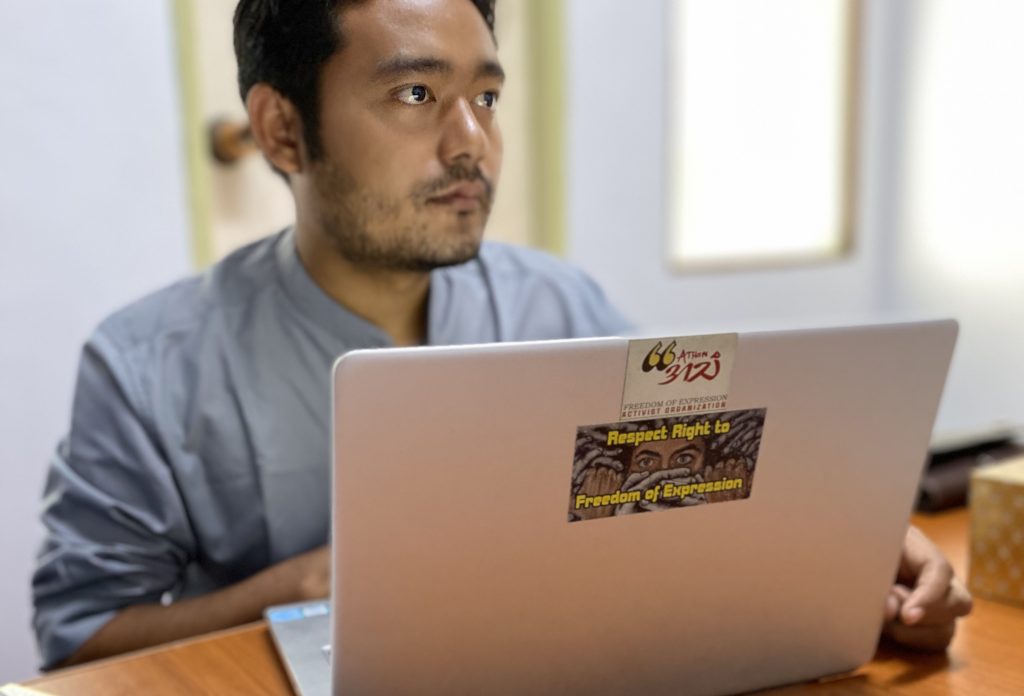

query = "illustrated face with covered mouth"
[{"left": 627, "top": 436, "right": 708, "bottom": 478}]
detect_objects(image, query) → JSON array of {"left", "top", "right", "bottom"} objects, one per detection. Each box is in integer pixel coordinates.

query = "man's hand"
[
  {"left": 291, "top": 545, "right": 331, "bottom": 601},
  {"left": 882, "top": 526, "right": 973, "bottom": 651},
  {"left": 62, "top": 544, "right": 331, "bottom": 667}
]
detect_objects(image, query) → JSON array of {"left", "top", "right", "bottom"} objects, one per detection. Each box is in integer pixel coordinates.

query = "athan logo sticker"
[
  {"left": 620, "top": 333, "right": 737, "bottom": 420},
  {"left": 569, "top": 408, "right": 765, "bottom": 523}
]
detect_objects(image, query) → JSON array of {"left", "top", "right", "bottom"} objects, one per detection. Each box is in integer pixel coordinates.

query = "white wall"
[
  {"left": 0, "top": 1, "right": 192, "bottom": 681},
  {"left": 564, "top": 0, "right": 1023, "bottom": 438},
  {"left": 894, "top": 0, "right": 1024, "bottom": 436},
  {"left": 564, "top": 0, "right": 910, "bottom": 333}
]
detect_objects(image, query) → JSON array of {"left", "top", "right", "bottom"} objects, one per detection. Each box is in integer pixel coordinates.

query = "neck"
[{"left": 293, "top": 224, "right": 430, "bottom": 348}]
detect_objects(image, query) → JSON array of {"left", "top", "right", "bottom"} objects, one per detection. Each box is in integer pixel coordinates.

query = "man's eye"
[
  {"left": 474, "top": 91, "right": 499, "bottom": 110},
  {"left": 396, "top": 85, "right": 433, "bottom": 105}
]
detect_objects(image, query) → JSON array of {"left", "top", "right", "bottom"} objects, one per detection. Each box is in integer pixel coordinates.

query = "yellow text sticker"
[{"left": 570, "top": 408, "right": 765, "bottom": 522}]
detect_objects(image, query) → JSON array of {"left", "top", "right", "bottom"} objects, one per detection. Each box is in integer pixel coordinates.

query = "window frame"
[{"left": 663, "top": 0, "right": 863, "bottom": 274}]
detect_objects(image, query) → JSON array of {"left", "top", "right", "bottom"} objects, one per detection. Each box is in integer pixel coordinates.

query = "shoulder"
[
  {"left": 447, "top": 241, "right": 607, "bottom": 302},
  {"left": 93, "top": 232, "right": 282, "bottom": 355},
  {"left": 474, "top": 241, "right": 593, "bottom": 286},
  {"left": 442, "top": 242, "right": 632, "bottom": 339}
]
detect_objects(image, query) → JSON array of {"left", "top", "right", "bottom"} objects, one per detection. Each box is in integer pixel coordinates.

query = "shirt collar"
[{"left": 273, "top": 228, "right": 393, "bottom": 348}]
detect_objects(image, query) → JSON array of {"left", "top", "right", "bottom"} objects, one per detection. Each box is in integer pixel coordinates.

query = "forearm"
[{"left": 61, "top": 546, "right": 327, "bottom": 667}]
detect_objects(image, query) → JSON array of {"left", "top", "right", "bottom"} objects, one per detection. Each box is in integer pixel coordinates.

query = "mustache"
[{"left": 417, "top": 163, "right": 494, "bottom": 203}]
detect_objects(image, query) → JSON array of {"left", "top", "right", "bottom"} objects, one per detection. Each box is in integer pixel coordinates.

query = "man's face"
[
  {"left": 628, "top": 437, "right": 707, "bottom": 477},
  {"left": 302, "top": 0, "right": 504, "bottom": 272}
]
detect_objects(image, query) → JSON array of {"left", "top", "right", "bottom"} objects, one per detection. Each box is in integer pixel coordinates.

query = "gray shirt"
[{"left": 32, "top": 229, "right": 629, "bottom": 668}]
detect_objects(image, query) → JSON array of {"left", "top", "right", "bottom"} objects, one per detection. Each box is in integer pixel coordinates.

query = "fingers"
[
  {"left": 898, "top": 526, "right": 971, "bottom": 626},
  {"left": 882, "top": 617, "right": 957, "bottom": 652},
  {"left": 901, "top": 576, "right": 973, "bottom": 627},
  {"left": 884, "top": 585, "right": 950, "bottom": 649},
  {"left": 884, "top": 594, "right": 898, "bottom": 622},
  {"left": 949, "top": 577, "right": 974, "bottom": 618},
  {"left": 296, "top": 545, "right": 331, "bottom": 601},
  {"left": 897, "top": 526, "right": 951, "bottom": 623},
  {"left": 881, "top": 525, "right": 974, "bottom": 652},
  {"left": 884, "top": 585, "right": 905, "bottom": 622},
  {"left": 901, "top": 558, "right": 952, "bottom": 625}
]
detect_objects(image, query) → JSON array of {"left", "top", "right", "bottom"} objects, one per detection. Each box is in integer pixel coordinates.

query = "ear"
[{"left": 245, "top": 83, "right": 305, "bottom": 175}]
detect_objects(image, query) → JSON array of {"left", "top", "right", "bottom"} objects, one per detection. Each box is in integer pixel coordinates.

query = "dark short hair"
[{"left": 234, "top": 0, "right": 496, "bottom": 162}]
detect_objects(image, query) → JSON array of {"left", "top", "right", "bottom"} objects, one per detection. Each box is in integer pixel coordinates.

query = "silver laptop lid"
[{"left": 330, "top": 321, "right": 956, "bottom": 695}]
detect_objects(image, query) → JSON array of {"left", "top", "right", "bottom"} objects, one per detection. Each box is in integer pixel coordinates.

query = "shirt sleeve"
[{"left": 32, "top": 328, "right": 195, "bottom": 669}]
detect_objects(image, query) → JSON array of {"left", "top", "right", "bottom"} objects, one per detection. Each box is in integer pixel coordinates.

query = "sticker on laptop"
[
  {"left": 569, "top": 408, "right": 765, "bottom": 522},
  {"left": 620, "top": 333, "right": 737, "bottom": 421}
]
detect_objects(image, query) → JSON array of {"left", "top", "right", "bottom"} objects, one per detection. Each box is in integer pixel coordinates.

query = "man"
[{"left": 32, "top": 0, "right": 970, "bottom": 671}]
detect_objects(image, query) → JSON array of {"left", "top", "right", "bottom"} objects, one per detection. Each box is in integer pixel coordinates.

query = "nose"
[{"left": 438, "top": 97, "right": 488, "bottom": 167}]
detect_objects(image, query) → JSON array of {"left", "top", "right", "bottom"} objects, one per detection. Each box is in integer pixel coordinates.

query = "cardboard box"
[{"left": 969, "top": 455, "right": 1024, "bottom": 606}]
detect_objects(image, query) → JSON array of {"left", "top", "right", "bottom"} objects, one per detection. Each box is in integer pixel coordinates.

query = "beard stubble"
[{"left": 313, "top": 159, "right": 494, "bottom": 273}]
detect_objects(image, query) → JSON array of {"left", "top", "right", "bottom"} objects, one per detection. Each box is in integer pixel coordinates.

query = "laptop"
[{"left": 267, "top": 320, "right": 957, "bottom": 695}]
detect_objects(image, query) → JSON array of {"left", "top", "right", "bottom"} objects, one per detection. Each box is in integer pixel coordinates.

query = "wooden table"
[{"left": 23, "top": 509, "right": 1024, "bottom": 695}]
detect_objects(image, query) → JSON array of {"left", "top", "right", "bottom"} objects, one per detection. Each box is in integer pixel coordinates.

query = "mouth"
[{"left": 426, "top": 182, "right": 488, "bottom": 212}]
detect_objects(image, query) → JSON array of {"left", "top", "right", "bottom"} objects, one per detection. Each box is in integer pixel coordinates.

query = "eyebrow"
[
  {"left": 372, "top": 56, "right": 505, "bottom": 83},
  {"left": 476, "top": 60, "right": 505, "bottom": 81}
]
